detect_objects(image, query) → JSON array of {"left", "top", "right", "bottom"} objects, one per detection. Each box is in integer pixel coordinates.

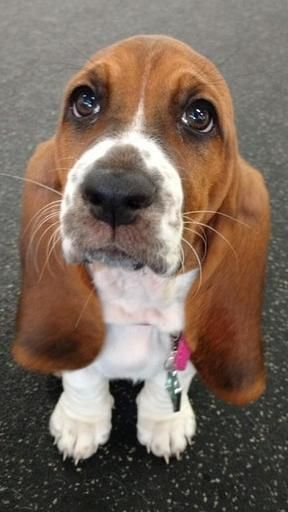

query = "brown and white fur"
[{"left": 13, "top": 36, "right": 270, "bottom": 463}]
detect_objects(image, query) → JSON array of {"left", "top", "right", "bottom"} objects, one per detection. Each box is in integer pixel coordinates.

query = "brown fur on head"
[{"left": 13, "top": 36, "right": 270, "bottom": 404}]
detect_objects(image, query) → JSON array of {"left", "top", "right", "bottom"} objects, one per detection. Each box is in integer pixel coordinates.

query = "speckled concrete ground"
[{"left": 0, "top": 1, "right": 287, "bottom": 511}]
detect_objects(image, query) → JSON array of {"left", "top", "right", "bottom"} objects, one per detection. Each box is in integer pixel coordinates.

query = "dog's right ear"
[
  {"left": 184, "top": 160, "right": 270, "bottom": 405},
  {"left": 13, "top": 139, "right": 105, "bottom": 373}
]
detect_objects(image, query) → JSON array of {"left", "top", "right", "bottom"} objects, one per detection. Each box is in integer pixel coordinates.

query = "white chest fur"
[{"left": 89, "top": 265, "right": 198, "bottom": 380}]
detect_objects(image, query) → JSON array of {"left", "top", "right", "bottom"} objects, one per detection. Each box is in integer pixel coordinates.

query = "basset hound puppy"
[{"left": 13, "top": 35, "right": 270, "bottom": 463}]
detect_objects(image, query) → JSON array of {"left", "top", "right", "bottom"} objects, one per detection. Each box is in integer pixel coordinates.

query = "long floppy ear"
[
  {"left": 13, "top": 140, "right": 105, "bottom": 373},
  {"left": 185, "top": 159, "right": 270, "bottom": 405}
]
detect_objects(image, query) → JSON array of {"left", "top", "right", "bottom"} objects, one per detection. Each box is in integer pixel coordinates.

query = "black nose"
[{"left": 81, "top": 169, "right": 156, "bottom": 227}]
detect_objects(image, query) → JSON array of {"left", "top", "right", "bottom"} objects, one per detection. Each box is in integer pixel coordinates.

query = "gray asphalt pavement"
[{"left": 0, "top": 1, "right": 287, "bottom": 511}]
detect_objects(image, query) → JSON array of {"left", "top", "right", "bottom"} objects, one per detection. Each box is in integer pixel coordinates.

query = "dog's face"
[{"left": 57, "top": 36, "right": 237, "bottom": 275}]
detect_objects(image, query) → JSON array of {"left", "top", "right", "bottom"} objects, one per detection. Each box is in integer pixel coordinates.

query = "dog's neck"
[{"left": 89, "top": 263, "right": 198, "bottom": 334}]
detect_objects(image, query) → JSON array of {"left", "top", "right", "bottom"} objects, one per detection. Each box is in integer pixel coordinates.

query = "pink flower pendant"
[{"left": 174, "top": 335, "right": 191, "bottom": 371}]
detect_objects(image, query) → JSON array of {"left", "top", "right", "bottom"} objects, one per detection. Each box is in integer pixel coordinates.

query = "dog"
[{"left": 13, "top": 35, "right": 270, "bottom": 463}]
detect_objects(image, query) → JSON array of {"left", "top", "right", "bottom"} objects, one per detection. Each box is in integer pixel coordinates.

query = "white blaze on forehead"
[
  {"left": 129, "top": 52, "right": 152, "bottom": 133},
  {"left": 130, "top": 97, "right": 145, "bottom": 132}
]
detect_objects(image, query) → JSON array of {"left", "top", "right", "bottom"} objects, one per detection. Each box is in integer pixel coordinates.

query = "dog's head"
[
  {"left": 56, "top": 36, "right": 236, "bottom": 275},
  {"left": 14, "top": 36, "right": 270, "bottom": 405}
]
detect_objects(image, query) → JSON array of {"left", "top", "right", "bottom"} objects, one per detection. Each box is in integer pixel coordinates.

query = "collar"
[{"left": 165, "top": 332, "right": 192, "bottom": 413}]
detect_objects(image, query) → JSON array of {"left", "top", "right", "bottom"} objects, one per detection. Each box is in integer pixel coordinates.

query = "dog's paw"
[
  {"left": 49, "top": 399, "right": 113, "bottom": 463},
  {"left": 137, "top": 399, "right": 196, "bottom": 462}
]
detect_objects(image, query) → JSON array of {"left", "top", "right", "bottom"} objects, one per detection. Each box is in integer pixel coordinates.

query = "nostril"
[
  {"left": 125, "top": 194, "right": 153, "bottom": 210},
  {"left": 83, "top": 189, "right": 105, "bottom": 206}
]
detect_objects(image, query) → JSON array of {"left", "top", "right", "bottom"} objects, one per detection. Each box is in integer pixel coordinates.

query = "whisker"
[
  {"left": 38, "top": 227, "right": 61, "bottom": 281},
  {"left": 181, "top": 237, "right": 202, "bottom": 294},
  {"left": 184, "top": 220, "right": 238, "bottom": 262},
  {"left": 55, "top": 155, "right": 78, "bottom": 163},
  {"left": 74, "top": 288, "right": 95, "bottom": 330},
  {"left": 33, "top": 220, "right": 60, "bottom": 274},
  {"left": 23, "top": 200, "right": 62, "bottom": 237},
  {"left": 0, "top": 173, "right": 62, "bottom": 197},
  {"left": 183, "top": 225, "right": 208, "bottom": 260},
  {"left": 46, "top": 227, "right": 64, "bottom": 270},
  {"left": 53, "top": 235, "right": 65, "bottom": 270},
  {"left": 27, "top": 209, "right": 60, "bottom": 260},
  {"left": 179, "top": 245, "right": 185, "bottom": 274},
  {"left": 45, "top": 166, "right": 73, "bottom": 174},
  {"left": 183, "top": 210, "right": 250, "bottom": 228}
]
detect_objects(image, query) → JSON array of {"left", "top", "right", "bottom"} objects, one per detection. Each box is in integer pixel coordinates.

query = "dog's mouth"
[
  {"left": 62, "top": 234, "right": 181, "bottom": 275},
  {"left": 83, "top": 246, "right": 145, "bottom": 271},
  {"left": 61, "top": 217, "right": 180, "bottom": 275}
]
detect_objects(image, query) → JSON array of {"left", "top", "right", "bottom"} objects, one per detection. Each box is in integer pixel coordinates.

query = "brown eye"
[
  {"left": 71, "top": 86, "right": 101, "bottom": 119},
  {"left": 181, "top": 99, "right": 216, "bottom": 134}
]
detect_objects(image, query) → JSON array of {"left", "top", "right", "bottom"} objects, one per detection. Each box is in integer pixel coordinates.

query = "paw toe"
[
  {"left": 137, "top": 402, "right": 196, "bottom": 460},
  {"left": 49, "top": 401, "right": 111, "bottom": 462}
]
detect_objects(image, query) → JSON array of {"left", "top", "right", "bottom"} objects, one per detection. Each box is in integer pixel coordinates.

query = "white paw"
[
  {"left": 49, "top": 399, "right": 113, "bottom": 463},
  {"left": 137, "top": 399, "right": 196, "bottom": 462}
]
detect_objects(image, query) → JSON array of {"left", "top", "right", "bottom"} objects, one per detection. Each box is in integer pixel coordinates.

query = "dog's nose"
[{"left": 81, "top": 170, "right": 156, "bottom": 227}]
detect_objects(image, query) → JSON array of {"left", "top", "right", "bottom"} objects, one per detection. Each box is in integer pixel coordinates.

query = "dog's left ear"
[
  {"left": 13, "top": 139, "right": 105, "bottom": 373},
  {"left": 184, "top": 159, "right": 270, "bottom": 405}
]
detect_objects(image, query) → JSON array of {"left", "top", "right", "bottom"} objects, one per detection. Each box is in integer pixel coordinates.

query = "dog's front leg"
[
  {"left": 136, "top": 363, "right": 196, "bottom": 462},
  {"left": 49, "top": 365, "right": 114, "bottom": 463}
]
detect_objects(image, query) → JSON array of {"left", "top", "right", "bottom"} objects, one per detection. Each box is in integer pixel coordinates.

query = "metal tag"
[
  {"left": 165, "top": 370, "right": 182, "bottom": 412},
  {"left": 164, "top": 349, "right": 182, "bottom": 413}
]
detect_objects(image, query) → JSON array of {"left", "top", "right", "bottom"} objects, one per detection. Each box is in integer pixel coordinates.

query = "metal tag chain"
[{"left": 164, "top": 335, "right": 182, "bottom": 413}]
